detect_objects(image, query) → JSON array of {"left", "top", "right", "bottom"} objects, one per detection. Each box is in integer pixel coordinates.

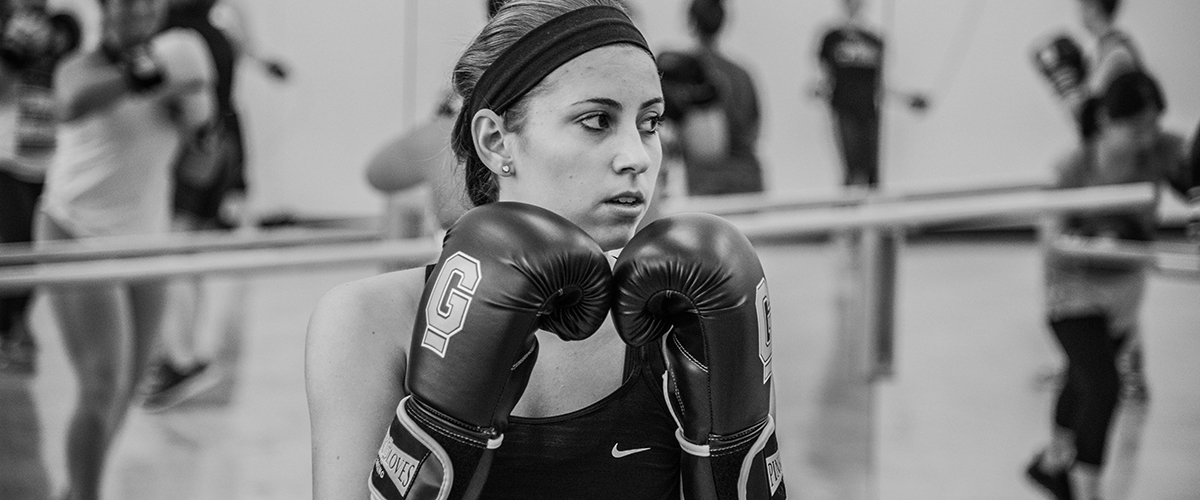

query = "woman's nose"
[{"left": 611, "top": 127, "right": 651, "bottom": 175}]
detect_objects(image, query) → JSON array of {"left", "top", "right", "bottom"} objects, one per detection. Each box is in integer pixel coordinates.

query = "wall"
[{"left": 65, "top": 0, "right": 1200, "bottom": 218}]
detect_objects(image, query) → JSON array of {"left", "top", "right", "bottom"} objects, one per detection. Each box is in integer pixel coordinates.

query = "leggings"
[
  {"left": 1051, "top": 314, "right": 1125, "bottom": 467},
  {"left": 0, "top": 170, "right": 43, "bottom": 335},
  {"left": 833, "top": 110, "right": 880, "bottom": 188}
]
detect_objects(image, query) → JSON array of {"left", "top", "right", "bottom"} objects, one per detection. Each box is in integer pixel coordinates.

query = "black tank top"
[{"left": 422, "top": 265, "right": 683, "bottom": 498}]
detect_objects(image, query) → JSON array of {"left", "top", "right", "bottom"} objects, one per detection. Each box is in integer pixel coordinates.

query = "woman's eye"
[
  {"left": 581, "top": 113, "right": 610, "bottom": 131},
  {"left": 640, "top": 114, "right": 662, "bottom": 134}
]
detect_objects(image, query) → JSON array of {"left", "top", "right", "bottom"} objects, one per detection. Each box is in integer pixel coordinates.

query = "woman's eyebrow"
[
  {"left": 571, "top": 97, "right": 623, "bottom": 109},
  {"left": 569, "top": 97, "right": 665, "bottom": 110},
  {"left": 641, "top": 97, "right": 665, "bottom": 109}
]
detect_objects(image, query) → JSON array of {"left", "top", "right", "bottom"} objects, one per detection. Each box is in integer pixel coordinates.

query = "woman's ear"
[{"left": 471, "top": 109, "right": 512, "bottom": 176}]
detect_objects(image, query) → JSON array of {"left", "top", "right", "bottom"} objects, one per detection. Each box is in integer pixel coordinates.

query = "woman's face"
[
  {"left": 499, "top": 44, "right": 664, "bottom": 251},
  {"left": 103, "top": 0, "right": 168, "bottom": 48},
  {"left": 1077, "top": 0, "right": 1106, "bottom": 35}
]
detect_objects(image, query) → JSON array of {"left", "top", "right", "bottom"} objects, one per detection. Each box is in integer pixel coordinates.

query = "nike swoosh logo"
[{"left": 611, "top": 444, "right": 651, "bottom": 458}]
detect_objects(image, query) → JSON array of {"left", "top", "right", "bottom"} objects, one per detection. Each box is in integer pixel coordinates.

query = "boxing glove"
[
  {"left": 0, "top": 9, "right": 80, "bottom": 69},
  {"left": 369, "top": 202, "right": 612, "bottom": 500},
  {"left": 1033, "top": 34, "right": 1089, "bottom": 102},
  {"left": 613, "top": 213, "right": 786, "bottom": 500},
  {"left": 0, "top": 8, "right": 56, "bottom": 69}
]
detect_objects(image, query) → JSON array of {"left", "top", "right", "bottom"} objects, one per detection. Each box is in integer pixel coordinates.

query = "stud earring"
[{"left": 501, "top": 164, "right": 512, "bottom": 175}]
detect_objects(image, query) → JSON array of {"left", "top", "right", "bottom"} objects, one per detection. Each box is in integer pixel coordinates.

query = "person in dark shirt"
[
  {"left": 659, "top": 0, "right": 764, "bottom": 197},
  {"left": 0, "top": 0, "right": 79, "bottom": 376},
  {"left": 816, "top": 0, "right": 884, "bottom": 188},
  {"left": 140, "top": 0, "right": 290, "bottom": 412}
]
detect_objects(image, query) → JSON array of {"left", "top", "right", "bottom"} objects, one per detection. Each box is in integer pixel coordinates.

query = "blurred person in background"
[
  {"left": 1033, "top": 0, "right": 1144, "bottom": 143},
  {"left": 812, "top": 0, "right": 927, "bottom": 190},
  {"left": 0, "top": 0, "right": 80, "bottom": 375},
  {"left": 1028, "top": 70, "right": 1196, "bottom": 500},
  {"left": 1031, "top": 3, "right": 1155, "bottom": 466},
  {"left": 0, "top": 2, "right": 81, "bottom": 498},
  {"left": 814, "top": 0, "right": 883, "bottom": 189},
  {"left": 138, "top": 0, "right": 288, "bottom": 413},
  {"left": 657, "top": 0, "right": 763, "bottom": 197},
  {"left": 364, "top": 0, "right": 506, "bottom": 237},
  {"left": 34, "top": 0, "right": 214, "bottom": 496}
]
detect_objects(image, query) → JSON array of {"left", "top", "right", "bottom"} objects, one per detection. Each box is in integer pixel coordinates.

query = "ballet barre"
[
  {"left": 663, "top": 175, "right": 1051, "bottom": 216},
  {"left": 0, "top": 238, "right": 441, "bottom": 291},
  {"left": 0, "top": 182, "right": 1160, "bottom": 291},
  {"left": 0, "top": 226, "right": 383, "bottom": 266},
  {"left": 725, "top": 182, "right": 1156, "bottom": 240},
  {"left": 1051, "top": 237, "right": 1200, "bottom": 279}
]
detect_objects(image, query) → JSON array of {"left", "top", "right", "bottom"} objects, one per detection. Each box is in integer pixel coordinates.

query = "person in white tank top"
[
  {"left": 41, "top": 15, "right": 212, "bottom": 236},
  {"left": 32, "top": 0, "right": 213, "bottom": 498}
]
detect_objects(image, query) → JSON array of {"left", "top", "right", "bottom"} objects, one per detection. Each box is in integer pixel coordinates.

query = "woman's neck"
[{"left": 1087, "top": 20, "right": 1116, "bottom": 40}]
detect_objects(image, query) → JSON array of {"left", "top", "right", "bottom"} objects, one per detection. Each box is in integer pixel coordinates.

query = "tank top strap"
[
  {"left": 622, "top": 342, "right": 643, "bottom": 381},
  {"left": 623, "top": 338, "right": 668, "bottom": 383}
]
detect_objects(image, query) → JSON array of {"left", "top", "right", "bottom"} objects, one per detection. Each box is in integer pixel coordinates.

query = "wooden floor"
[{"left": 3, "top": 238, "right": 1199, "bottom": 499}]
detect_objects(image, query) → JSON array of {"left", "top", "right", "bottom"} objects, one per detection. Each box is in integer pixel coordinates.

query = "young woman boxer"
[{"left": 306, "top": 1, "right": 786, "bottom": 499}]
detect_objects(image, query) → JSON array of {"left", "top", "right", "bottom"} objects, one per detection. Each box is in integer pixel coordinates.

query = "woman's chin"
[{"left": 590, "top": 225, "right": 639, "bottom": 252}]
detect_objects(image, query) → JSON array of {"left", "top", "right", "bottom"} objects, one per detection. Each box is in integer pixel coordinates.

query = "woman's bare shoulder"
[
  {"left": 306, "top": 267, "right": 428, "bottom": 370},
  {"left": 313, "top": 267, "right": 425, "bottom": 324}
]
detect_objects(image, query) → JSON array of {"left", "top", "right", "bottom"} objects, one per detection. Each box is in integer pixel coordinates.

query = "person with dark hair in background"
[
  {"left": 308, "top": 1, "right": 786, "bottom": 499},
  {"left": 1027, "top": 70, "right": 1196, "bottom": 500},
  {"left": 139, "top": 0, "right": 289, "bottom": 413},
  {"left": 813, "top": 0, "right": 928, "bottom": 379},
  {"left": 0, "top": 3, "right": 81, "bottom": 496},
  {"left": 0, "top": 0, "right": 79, "bottom": 375},
  {"left": 36, "top": 0, "right": 215, "bottom": 496},
  {"left": 1032, "top": 0, "right": 1155, "bottom": 439},
  {"left": 658, "top": 0, "right": 763, "bottom": 197},
  {"left": 162, "top": 0, "right": 257, "bottom": 234},
  {"left": 815, "top": 0, "right": 882, "bottom": 189},
  {"left": 814, "top": 0, "right": 883, "bottom": 189},
  {"left": 813, "top": 0, "right": 927, "bottom": 189}
]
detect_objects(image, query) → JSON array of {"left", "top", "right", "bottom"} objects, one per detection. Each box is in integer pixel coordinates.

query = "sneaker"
[
  {"left": 0, "top": 328, "right": 37, "bottom": 376},
  {"left": 140, "top": 361, "right": 219, "bottom": 413},
  {"left": 1026, "top": 452, "right": 1074, "bottom": 500}
]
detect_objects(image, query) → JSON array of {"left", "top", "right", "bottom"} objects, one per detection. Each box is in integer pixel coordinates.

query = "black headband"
[{"left": 454, "top": 5, "right": 651, "bottom": 156}]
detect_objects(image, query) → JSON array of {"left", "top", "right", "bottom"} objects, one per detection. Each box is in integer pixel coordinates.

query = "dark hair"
[
  {"left": 451, "top": 0, "right": 628, "bottom": 207},
  {"left": 1102, "top": 70, "right": 1165, "bottom": 121},
  {"left": 1084, "top": 0, "right": 1120, "bottom": 20},
  {"left": 688, "top": 0, "right": 725, "bottom": 41},
  {"left": 487, "top": 0, "right": 506, "bottom": 19}
]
